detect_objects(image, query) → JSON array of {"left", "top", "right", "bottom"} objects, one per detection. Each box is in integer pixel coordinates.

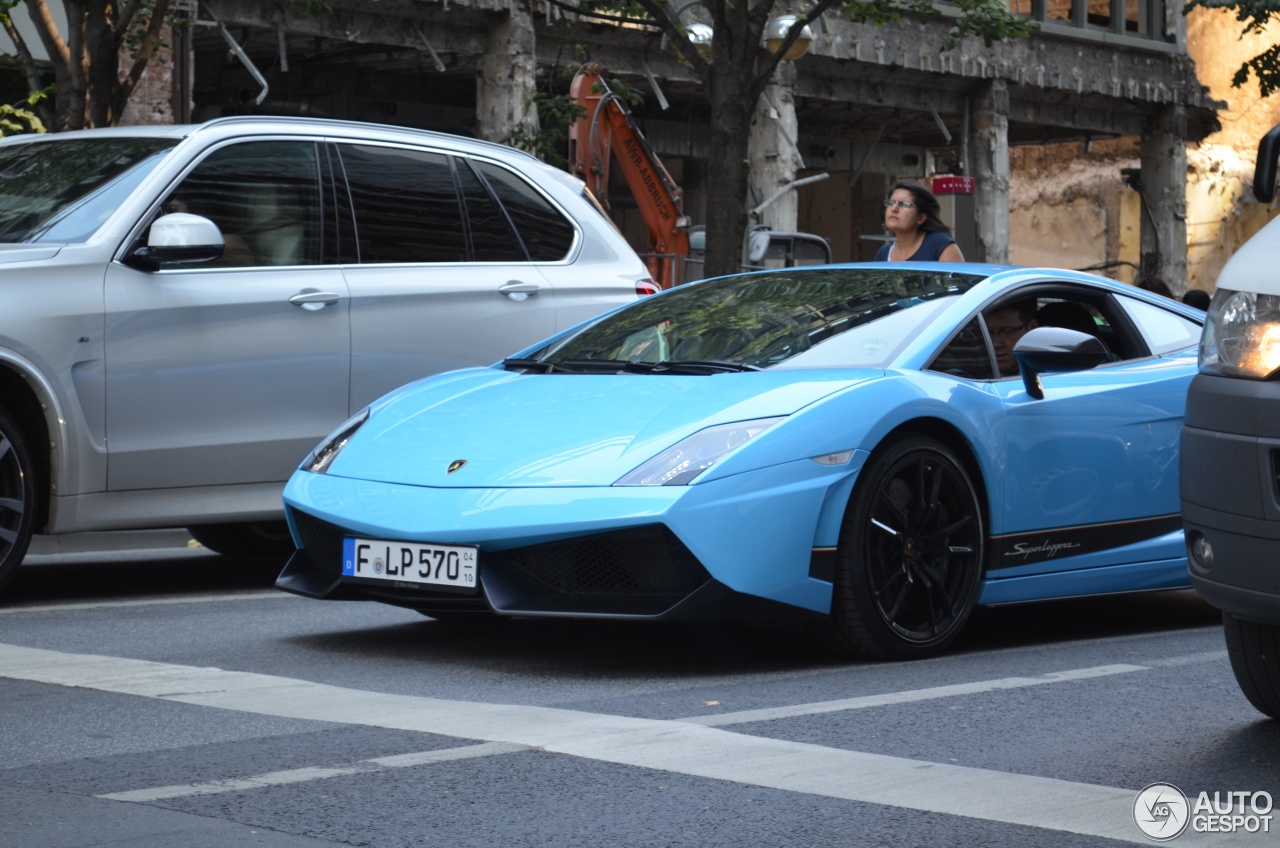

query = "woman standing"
[{"left": 874, "top": 181, "right": 965, "bottom": 262}]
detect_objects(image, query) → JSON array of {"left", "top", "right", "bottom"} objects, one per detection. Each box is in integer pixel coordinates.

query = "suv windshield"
[
  {"left": 515, "top": 267, "right": 986, "bottom": 372},
  {"left": 0, "top": 136, "right": 178, "bottom": 243}
]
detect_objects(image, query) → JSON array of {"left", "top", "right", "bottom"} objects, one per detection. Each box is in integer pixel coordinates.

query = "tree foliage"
[
  {"left": 0, "top": 86, "right": 46, "bottom": 135},
  {"left": 1185, "top": 0, "right": 1280, "bottom": 97},
  {"left": 0, "top": 0, "right": 174, "bottom": 130},
  {"left": 571, "top": 0, "right": 1036, "bottom": 278}
]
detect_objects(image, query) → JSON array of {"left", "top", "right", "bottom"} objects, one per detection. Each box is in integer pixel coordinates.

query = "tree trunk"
[{"left": 702, "top": 85, "right": 754, "bottom": 280}]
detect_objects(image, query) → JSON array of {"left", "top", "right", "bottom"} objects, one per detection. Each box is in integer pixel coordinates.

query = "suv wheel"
[
  {"left": 1224, "top": 612, "right": 1280, "bottom": 719},
  {"left": 187, "top": 521, "right": 294, "bottom": 559},
  {"left": 0, "top": 408, "right": 36, "bottom": 595}
]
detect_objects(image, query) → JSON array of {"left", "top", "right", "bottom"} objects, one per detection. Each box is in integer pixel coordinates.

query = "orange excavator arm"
[{"left": 568, "top": 63, "right": 691, "bottom": 289}]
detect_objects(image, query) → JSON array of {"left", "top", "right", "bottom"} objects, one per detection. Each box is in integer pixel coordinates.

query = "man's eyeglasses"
[
  {"left": 989, "top": 322, "right": 1029, "bottom": 341},
  {"left": 884, "top": 199, "right": 915, "bottom": 210}
]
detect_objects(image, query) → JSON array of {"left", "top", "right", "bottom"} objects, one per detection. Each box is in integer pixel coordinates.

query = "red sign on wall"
[{"left": 931, "top": 176, "right": 975, "bottom": 195}]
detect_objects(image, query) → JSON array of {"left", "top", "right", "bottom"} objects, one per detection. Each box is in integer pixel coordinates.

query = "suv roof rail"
[{"left": 191, "top": 115, "right": 538, "bottom": 161}]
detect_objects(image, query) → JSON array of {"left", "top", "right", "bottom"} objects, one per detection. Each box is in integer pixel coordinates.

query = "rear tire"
[
  {"left": 1224, "top": 612, "right": 1280, "bottom": 719},
  {"left": 0, "top": 407, "right": 36, "bottom": 596},
  {"left": 817, "top": 436, "right": 985, "bottom": 660},
  {"left": 187, "top": 521, "right": 294, "bottom": 559}
]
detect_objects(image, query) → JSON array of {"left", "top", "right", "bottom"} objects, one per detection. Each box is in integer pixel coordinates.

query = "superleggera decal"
[{"left": 989, "top": 514, "right": 1182, "bottom": 569}]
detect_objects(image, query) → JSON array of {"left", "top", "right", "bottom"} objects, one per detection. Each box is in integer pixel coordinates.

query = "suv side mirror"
[
  {"left": 126, "top": 213, "right": 226, "bottom": 270},
  {"left": 1014, "top": 327, "right": 1112, "bottom": 399},
  {"left": 747, "top": 229, "right": 772, "bottom": 262}
]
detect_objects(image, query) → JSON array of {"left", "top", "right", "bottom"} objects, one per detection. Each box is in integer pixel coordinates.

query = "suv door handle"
[
  {"left": 289, "top": 290, "right": 341, "bottom": 311},
  {"left": 499, "top": 281, "right": 541, "bottom": 297}
]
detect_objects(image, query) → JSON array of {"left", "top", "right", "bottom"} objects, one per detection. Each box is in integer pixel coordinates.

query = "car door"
[
  {"left": 987, "top": 288, "right": 1201, "bottom": 574},
  {"left": 334, "top": 142, "right": 558, "bottom": 409},
  {"left": 104, "top": 139, "right": 351, "bottom": 491}
]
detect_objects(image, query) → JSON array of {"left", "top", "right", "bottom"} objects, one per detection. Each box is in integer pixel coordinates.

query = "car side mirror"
[
  {"left": 125, "top": 212, "right": 226, "bottom": 270},
  {"left": 1014, "top": 327, "right": 1112, "bottom": 400},
  {"left": 747, "top": 229, "right": 772, "bottom": 262}
]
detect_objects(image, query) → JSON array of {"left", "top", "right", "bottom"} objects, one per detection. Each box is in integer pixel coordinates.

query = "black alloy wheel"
[
  {"left": 0, "top": 407, "right": 36, "bottom": 596},
  {"left": 820, "top": 436, "right": 985, "bottom": 660}
]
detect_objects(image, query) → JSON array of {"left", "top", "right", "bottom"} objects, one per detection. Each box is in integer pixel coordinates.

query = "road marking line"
[
  {"left": 0, "top": 644, "right": 1248, "bottom": 846},
  {"left": 682, "top": 664, "right": 1149, "bottom": 726},
  {"left": 0, "top": 591, "right": 287, "bottom": 615},
  {"left": 98, "top": 741, "right": 530, "bottom": 802}
]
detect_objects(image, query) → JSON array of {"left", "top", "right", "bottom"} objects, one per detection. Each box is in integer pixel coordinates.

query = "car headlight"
[
  {"left": 301, "top": 408, "right": 370, "bottom": 474},
  {"left": 614, "top": 417, "right": 784, "bottom": 486},
  {"left": 1199, "top": 289, "right": 1280, "bottom": 379}
]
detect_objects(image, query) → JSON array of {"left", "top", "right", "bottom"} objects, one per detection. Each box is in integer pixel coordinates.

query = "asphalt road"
[{"left": 1, "top": 535, "right": 1277, "bottom": 847}]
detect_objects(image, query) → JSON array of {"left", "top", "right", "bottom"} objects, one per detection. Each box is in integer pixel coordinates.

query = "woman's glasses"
[{"left": 884, "top": 199, "right": 915, "bottom": 210}]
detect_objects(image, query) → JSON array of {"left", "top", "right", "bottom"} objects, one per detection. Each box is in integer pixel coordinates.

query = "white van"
[{"left": 1181, "top": 124, "right": 1280, "bottom": 718}]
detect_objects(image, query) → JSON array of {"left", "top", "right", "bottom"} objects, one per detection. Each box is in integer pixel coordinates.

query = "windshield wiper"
[
  {"left": 503, "top": 357, "right": 646, "bottom": 374},
  {"left": 650, "top": 360, "right": 763, "bottom": 374},
  {"left": 504, "top": 358, "right": 761, "bottom": 375}
]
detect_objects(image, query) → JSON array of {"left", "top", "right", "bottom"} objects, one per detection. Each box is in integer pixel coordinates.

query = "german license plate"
[{"left": 342, "top": 537, "right": 478, "bottom": 591}]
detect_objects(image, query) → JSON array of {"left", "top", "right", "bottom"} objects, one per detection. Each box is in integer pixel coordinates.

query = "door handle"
[
  {"left": 499, "top": 281, "right": 541, "bottom": 298},
  {"left": 289, "top": 290, "right": 341, "bottom": 311}
]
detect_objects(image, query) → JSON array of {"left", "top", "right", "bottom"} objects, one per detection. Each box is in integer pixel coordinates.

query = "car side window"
[
  {"left": 336, "top": 143, "right": 466, "bottom": 264},
  {"left": 163, "top": 140, "right": 321, "bottom": 267},
  {"left": 455, "top": 158, "right": 526, "bottom": 262},
  {"left": 1114, "top": 295, "right": 1202, "bottom": 355},
  {"left": 1033, "top": 298, "right": 1128, "bottom": 359},
  {"left": 473, "top": 160, "right": 575, "bottom": 261},
  {"left": 928, "top": 317, "right": 995, "bottom": 379}
]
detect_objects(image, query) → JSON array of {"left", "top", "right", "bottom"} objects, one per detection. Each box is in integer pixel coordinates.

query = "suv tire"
[
  {"left": 188, "top": 521, "right": 294, "bottom": 559},
  {"left": 0, "top": 407, "right": 36, "bottom": 595}
]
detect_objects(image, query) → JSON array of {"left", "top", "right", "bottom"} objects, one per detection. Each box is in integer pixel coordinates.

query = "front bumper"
[
  {"left": 275, "top": 460, "right": 856, "bottom": 619},
  {"left": 278, "top": 512, "right": 723, "bottom": 617},
  {"left": 1181, "top": 373, "right": 1280, "bottom": 625}
]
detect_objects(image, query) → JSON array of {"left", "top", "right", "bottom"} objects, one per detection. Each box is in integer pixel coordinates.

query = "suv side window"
[
  {"left": 473, "top": 160, "right": 575, "bottom": 261},
  {"left": 455, "top": 158, "right": 525, "bottom": 262},
  {"left": 164, "top": 140, "right": 321, "bottom": 267},
  {"left": 336, "top": 143, "right": 466, "bottom": 264}
]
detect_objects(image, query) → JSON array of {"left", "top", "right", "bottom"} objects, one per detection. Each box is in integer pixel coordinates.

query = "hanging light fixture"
[{"left": 763, "top": 15, "right": 813, "bottom": 61}]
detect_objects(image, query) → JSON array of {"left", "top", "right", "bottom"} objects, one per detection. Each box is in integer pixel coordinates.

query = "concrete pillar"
[
  {"left": 475, "top": 2, "right": 537, "bottom": 144},
  {"left": 971, "top": 80, "right": 1010, "bottom": 264},
  {"left": 748, "top": 61, "right": 800, "bottom": 234},
  {"left": 1140, "top": 104, "right": 1188, "bottom": 293}
]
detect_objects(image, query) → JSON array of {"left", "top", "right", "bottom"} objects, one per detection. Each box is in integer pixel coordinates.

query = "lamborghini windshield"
[{"left": 512, "top": 267, "right": 986, "bottom": 373}]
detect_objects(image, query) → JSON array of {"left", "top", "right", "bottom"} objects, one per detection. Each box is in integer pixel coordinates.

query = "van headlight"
[
  {"left": 1199, "top": 289, "right": 1280, "bottom": 379},
  {"left": 301, "top": 408, "right": 369, "bottom": 474}
]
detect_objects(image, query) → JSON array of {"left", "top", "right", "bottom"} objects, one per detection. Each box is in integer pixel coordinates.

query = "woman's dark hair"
[{"left": 888, "top": 180, "right": 951, "bottom": 234}]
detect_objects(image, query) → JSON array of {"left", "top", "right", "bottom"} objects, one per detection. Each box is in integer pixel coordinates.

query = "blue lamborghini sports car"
[{"left": 277, "top": 263, "right": 1205, "bottom": 659}]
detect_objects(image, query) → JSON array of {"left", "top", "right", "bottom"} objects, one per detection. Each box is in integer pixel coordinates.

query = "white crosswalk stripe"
[{"left": 0, "top": 642, "right": 1248, "bottom": 846}]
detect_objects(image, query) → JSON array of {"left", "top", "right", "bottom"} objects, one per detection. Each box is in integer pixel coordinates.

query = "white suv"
[{"left": 0, "top": 117, "right": 653, "bottom": 591}]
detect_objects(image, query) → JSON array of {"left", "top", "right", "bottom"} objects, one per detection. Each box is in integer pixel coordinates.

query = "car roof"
[
  {"left": 1217, "top": 212, "right": 1280, "bottom": 296},
  {"left": 0, "top": 116, "right": 545, "bottom": 164}
]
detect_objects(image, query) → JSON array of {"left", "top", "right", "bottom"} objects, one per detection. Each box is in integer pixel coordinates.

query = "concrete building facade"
[{"left": 2, "top": 0, "right": 1243, "bottom": 291}]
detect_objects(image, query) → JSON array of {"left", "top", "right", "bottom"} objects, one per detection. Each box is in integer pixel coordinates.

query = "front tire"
[
  {"left": 0, "top": 407, "right": 36, "bottom": 596},
  {"left": 1224, "top": 612, "right": 1280, "bottom": 719},
  {"left": 819, "top": 436, "right": 985, "bottom": 660},
  {"left": 187, "top": 521, "right": 294, "bottom": 558}
]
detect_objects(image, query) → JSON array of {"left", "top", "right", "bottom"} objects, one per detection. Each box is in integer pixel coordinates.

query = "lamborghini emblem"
[{"left": 447, "top": 459, "right": 467, "bottom": 474}]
